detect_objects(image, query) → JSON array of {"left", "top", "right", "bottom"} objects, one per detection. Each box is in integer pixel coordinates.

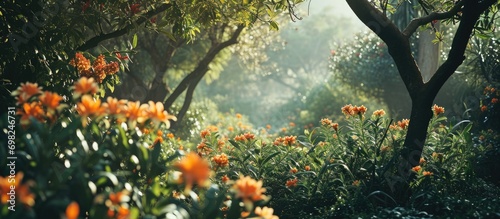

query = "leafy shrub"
[{"left": 2, "top": 74, "right": 499, "bottom": 218}]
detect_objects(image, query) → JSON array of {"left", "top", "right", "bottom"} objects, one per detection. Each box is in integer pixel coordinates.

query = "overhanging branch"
[
  {"left": 402, "top": 1, "right": 464, "bottom": 37},
  {"left": 76, "top": 3, "right": 172, "bottom": 51}
]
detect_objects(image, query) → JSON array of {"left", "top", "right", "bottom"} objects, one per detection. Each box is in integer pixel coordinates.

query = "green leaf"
[
  {"left": 269, "top": 20, "right": 279, "bottom": 31},
  {"left": 261, "top": 151, "right": 280, "bottom": 166},
  {"left": 132, "top": 33, "right": 138, "bottom": 48}
]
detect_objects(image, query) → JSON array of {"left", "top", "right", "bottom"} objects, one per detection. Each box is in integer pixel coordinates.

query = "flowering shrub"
[{"left": 2, "top": 73, "right": 499, "bottom": 218}]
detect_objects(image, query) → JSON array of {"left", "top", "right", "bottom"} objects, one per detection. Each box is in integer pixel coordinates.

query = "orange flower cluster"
[
  {"left": 105, "top": 190, "right": 130, "bottom": 219},
  {"left": 285, "top": 178, "right": 298, "bottom": 188},
  {"left": 233, "top": 175, "right": 267, "bottom": 203},
  {"left": 70, "top": 53, "right": 120, "bottom": 83},
  {"left": 174, "top": 153, "right": 211, "bottom": 192},
  {"left": 484, "top": 86, "right": 496, "bottom": 94},
  {"left": 197, "top": 142, "right": 212, "bottom": 155},
  {"left": 320, "top": 118, "right": 339, "bottom": 131},
  {"left": 12, "top": 82, "right": 66, "bottom": 126},
  {"left": 372, "top": 109, "right": 386, "bottom": 117},
  {"left": 398, "top": 119, "right": 410, "bottom": 129},
  {"left": 212, "top": 153, "right": 229, "bottom": 167},
  {"left": 273, "top": 135, "right": 297, "bottom": 146},
  {"left": 72, "top": 79, "right": 176, "bottom": 128},
  {"left": 234, "top": 132, "right": 256, "bottom": 142},
  {"left": 492, "top": 98, "right": 499, "bottom": 104},
  {"left": 390, "top": 119, "right": 410, "bottom": 130},
  {"left": 432, "top": 104, "right": 445, "bottom": 116},
  {"left": 0, "top": 172, "right": 35, "bottom": 207},
  {"left": 341, "top": 104, "right": 367, "bottom": 117}
]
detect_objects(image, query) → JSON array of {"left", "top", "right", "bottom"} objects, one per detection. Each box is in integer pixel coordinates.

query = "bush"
[{"left": 2, "top": 76, "right": 499, "bottom": 218}]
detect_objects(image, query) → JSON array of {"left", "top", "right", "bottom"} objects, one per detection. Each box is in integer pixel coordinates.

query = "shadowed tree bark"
[{"left": 345, "top": 0, "right": 498, "bottom": 202}]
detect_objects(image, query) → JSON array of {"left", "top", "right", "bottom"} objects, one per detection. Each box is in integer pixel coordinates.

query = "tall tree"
[{"left": 344, "top": 0, "right": 499, "bottom": 201}]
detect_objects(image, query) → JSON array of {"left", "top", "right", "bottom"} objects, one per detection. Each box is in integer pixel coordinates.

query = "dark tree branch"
[
  {"left": 425, "top": 0, "right": 498, "bottom": 97},
  {"left": 163, "top": 24, "right": 245, "bottom": 109},
  {"left": 345, "top": 0, "right": 423, "bottom": 97},
  {"left": 76, "top": 3, "right": 172, "bottom": 51},
  {"left": 402, "top": 1, "right": 464, "bottom": 37}
]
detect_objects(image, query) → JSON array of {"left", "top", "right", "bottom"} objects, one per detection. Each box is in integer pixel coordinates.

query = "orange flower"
[
  {"left": 354, "top": 105, "right": 367, "bottom": 115},
  {"left": 372, "top": 109, "right": 386, "bottom": 117},
  {"left": 70, "top": 52, "right": 91, "bottom": 73},
  {"left": 266, "top": 124, "right": 271, "bottom": 130},
  {"left": 423, "top": 171, "right": 433, "bottom": 176},
  {"left": 286, "top": 178, "right": 298, "bottom": 188},
  {"left": 432, "top": 104, "right": 445, "bottom": 116},
  {"left": 123, "top": 101, "right": 147, "bottom": 124},
  {"left": 221, "top": 175, "right": 230, "bottom": 183},
  {"left": 233, "top": 175, "right": 267, "bottom": 203},
  {"left": 244, "top": 132, "right": 255, "bottom": 140},
  {"left": 289, "top": 122, "right": 296, "bottom": 127},
  {"left": 380, "top": 145, "right": 390, "bottom": 153},
  {"left": 207, "top": 125, "right": 218, "bottom": 132},
  {"left": 102, "top": 97, "right": 126, "bottom": 115},
  {"left": 174, "top": 153, "right": 211, "bottom": 191},
  {"left": 320, "top": 118, "right": 332, "bottom": 126},
  {"left": 411, "top": 165, "right": 422, "bottom": 172},
  {"left": 304, "top": 165, "right": 311, "bottom": 171},
  {"left": 107, "top": 205, "right": 130, "bottom": 219},
  {"left": 290, "top": 167, "right": 298, "bottom": 174},
  {"left": 236, "top": 113, "right": 242, "bottom": 119},
  {"left": 108, "top": 191, "right": 130, "bottom": 206},
  {"left": 341, "top": 104, "right": 354, "bottom": 116},
  {"left": 352, "top": 180, "right": 360, "bottom": 187},
  {"left": 144, "top": 101, "right": 177, "bottom": 127},
  {"left": 492, "top": 98, "right": 498, "bottom": 104},
  {"left": 167, "top": 133, "right": 175, "bottom": 139},
  {"left": 12, "top": 82, "right": 42, "bottom": 105},
  {"left": 212, "top": 153, "right": 229, "bottom": 167},
  {"left": 201, "top": 129, "right": 211, "bottom": 138},
  {"left": 17, "top": 102, "right": 45, "bottom": 126},
  {"left": 283, "top": 135, "right": 297, "bottom": 146},
  {"left": 0, "top": 172, "right": 35, "bottom": 206},
  {"left": 481, "top": 105, "right": 488, "bottom": 112},
  {"left": 331, "top": 123, "right": 339, "bottom": 131},
  {"left": 419, "top": 157, "right": 426, "bottom": 165},
  {"left": 398, "top": 119, "right": 410, "bottom": 129},
  {"left": 73, "top": 77, "right": 98, "bottom": 97},
  {"left": 228, "top": 126, "right": 234, "bottom": 132},
  {"left": 254, "top": 206, "right": 279, "bottom": 219},
  {"left": 66, "top": 202, "right": 79, "bottom": 219},
  {"left": 76, "top": 95, "right": 104, "bottom": 118},
  {"left": 39, "top": 91, "right": 63, "bottom": 109}
]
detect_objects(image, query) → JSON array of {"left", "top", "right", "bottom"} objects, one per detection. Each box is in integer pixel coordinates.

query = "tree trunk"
[{"left": 417, "top": 22, "right": 440, "bottom": 83}]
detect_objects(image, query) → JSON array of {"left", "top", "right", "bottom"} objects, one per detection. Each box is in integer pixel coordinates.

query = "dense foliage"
[{"left": 2, "top": 79, "right": 499, "bottom": 218}]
